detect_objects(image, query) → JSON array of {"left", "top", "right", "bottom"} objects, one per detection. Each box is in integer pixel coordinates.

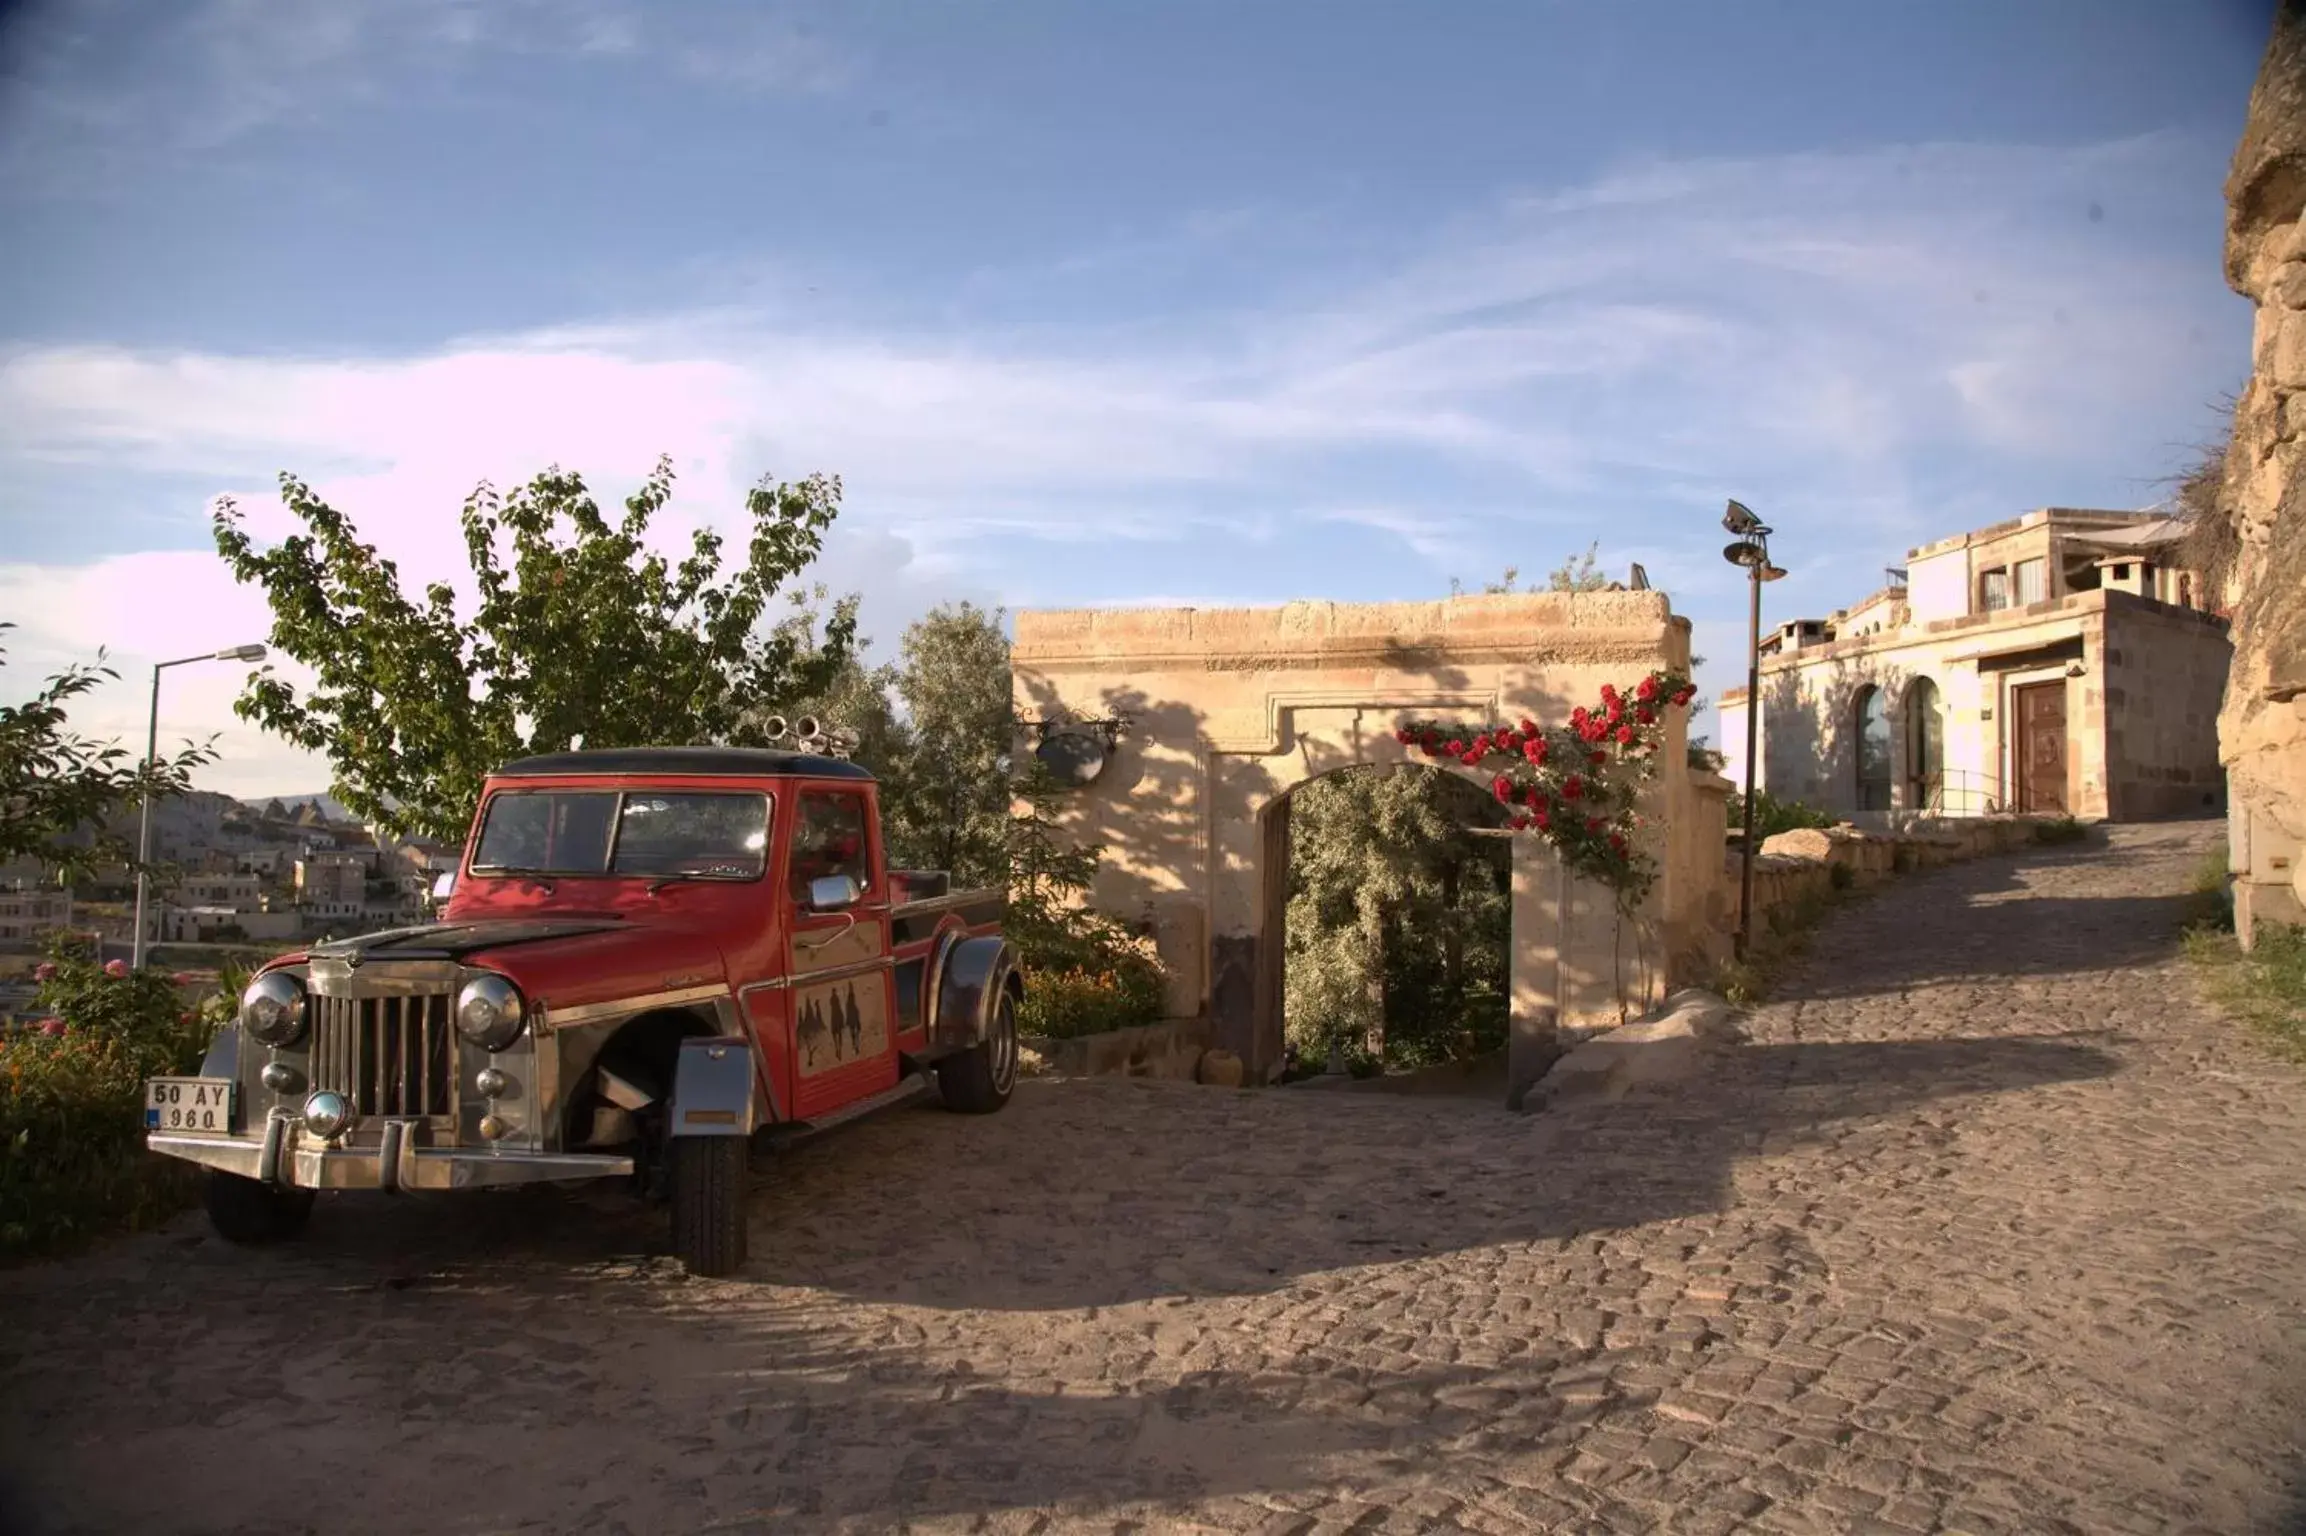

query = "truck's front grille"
[{"left": 311, "top": 994, "right": 454, "bottom": 1120}]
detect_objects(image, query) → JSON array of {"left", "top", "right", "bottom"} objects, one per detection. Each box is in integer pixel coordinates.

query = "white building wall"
[{"left": 1907, "top": 547, "right": 1971, "bottom": 624}]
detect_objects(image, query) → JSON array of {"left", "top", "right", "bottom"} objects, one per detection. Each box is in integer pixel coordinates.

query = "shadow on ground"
[{"left": 0, "top": 1033, "right": 2124, "bottom": 1535}]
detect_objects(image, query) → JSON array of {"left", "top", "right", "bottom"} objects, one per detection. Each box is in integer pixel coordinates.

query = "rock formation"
[{"left": 2220, "top": 0, "right": 2306, "bottom": 942}]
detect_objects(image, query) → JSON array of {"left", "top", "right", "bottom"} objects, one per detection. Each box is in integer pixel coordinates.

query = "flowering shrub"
[
  {"left": 0, "top": 941, "right": 240, "bottom": 1256},
  {"left": 1397, "top": 669, "right": 1697, "bottom": 912},
  {"left": 1015, "top": 952, "right": 1168, "bottom": 1041}
]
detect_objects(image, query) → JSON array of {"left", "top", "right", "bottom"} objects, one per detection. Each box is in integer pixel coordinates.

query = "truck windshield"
[{"left": 471, "top": 790, "right": 771, "bottom": 880}]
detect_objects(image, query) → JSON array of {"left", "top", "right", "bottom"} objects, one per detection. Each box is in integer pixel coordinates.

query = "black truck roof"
[{"left": 492, "top": 746, "right": 877, "bottom": 781}]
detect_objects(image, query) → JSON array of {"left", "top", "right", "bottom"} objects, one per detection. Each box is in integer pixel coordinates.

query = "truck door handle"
[{"left": 796, "top": 914, "right": 856, "bottom": 951}]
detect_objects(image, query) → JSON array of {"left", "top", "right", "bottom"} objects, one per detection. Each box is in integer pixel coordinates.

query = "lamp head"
[
  {"left": 1722, "top": 498, "right": 1763, "bottom": 537},
  {"left": 1761, "top": 564, "right": 1788, "bottom": 583},
  {"left": 1723, "top": 540, "right": 1766, "bottom": 568},
  {"left": 216, "top": 644, "right": 268, "bottom": 663}
]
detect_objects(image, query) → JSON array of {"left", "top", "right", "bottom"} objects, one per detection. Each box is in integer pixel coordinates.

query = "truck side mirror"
[
  {"left": 430, "top": 873, "right": 456, "bottom": 901},
  {"left": 805, "top": 873, "right": 861, "bottom": 912}
]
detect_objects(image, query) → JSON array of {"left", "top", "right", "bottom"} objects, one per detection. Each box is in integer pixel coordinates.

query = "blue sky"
[{"left": 0, "top": 0, "right": 2277, "bottom": 795}]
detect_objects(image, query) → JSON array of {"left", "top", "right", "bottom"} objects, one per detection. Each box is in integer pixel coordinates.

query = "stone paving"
[{"left": 4, "top": 820, "right": 2305, "bottom": 1535}]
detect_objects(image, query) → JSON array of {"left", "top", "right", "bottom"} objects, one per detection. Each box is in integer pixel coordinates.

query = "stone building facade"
[
  {"left": 1010, "top": 591, "right": 1725, "bottom": 1088},
  {"left": 1715, "top": 508, "right": 2232, "bottom": 824}
]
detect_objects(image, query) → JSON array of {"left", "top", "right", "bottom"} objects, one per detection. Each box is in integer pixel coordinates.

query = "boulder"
[
  {"left": 1197, "top": 1048, "right": 1245, "bottom": 1088},
  {"left": 1525, "top": 989, "right": 1741, "bottom": 1112}
]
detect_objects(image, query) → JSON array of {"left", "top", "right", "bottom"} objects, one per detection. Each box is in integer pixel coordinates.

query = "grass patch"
[
  {"left": 2185, "top": 921, "right": 2306, "bottom": 1061},
  {"left": 2031, "top": 815, "right": 2090, "bottom": 846}
]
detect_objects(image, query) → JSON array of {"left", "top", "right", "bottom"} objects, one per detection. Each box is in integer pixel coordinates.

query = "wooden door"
[{"left": 2013, "top": 682, "right": 2069, "bottom": 815}]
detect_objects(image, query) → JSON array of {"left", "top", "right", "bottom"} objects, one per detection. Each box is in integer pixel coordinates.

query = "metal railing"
[{"left": 1919, "top": 768, "right": 2006, "bottom": 818}]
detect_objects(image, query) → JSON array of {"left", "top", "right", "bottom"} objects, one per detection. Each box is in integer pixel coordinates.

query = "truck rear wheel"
[
  {"left": 669, "top": 1135, "right": 748, "bottom": 1277},
  {"left": 937, "top": 990, "right": 1018, "bottom": 1114},
  {"left": 204, "top": 1171, "right": 314, "bottom": 1245}
]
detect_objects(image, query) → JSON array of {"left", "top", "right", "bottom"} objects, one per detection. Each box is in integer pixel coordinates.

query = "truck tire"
[
  {"left": 670, "top": 1134, "right": 748, "bottom": 1277},
  {"left": 937, "top": 989, "right": 1019, "bottom": 1114},
  {"left": 204, "top": 1170, "right": 314, "bottom": 1244}
]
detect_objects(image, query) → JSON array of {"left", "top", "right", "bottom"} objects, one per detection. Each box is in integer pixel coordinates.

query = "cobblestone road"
[{"left": 4, "top": 820, "right": 2305, "bottom": 1535}]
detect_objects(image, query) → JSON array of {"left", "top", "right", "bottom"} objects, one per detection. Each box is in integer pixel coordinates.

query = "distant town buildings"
[{"left": 0, "top": 790, "right": 450, "bottom": 953}]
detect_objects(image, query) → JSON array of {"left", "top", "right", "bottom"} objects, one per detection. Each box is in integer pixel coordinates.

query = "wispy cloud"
[
  {"left": 0, "top": 0, "right": 860, "bottom": 191},
  {"left": 0, "top": 129, "right": 2248, "bottom": 789}
]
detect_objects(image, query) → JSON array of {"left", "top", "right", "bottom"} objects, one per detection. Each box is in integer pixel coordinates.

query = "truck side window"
[{"left": 789, "top": 791, "right": 872, "bottom": 902}]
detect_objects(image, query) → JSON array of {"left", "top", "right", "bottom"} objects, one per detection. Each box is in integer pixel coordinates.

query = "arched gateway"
[{"left": 1010, "top": 591, "right": 1725, "bottom": 1092}]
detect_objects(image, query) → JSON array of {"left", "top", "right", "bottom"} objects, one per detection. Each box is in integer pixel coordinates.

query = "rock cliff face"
[{"left": 2221, "top": 0, "right": 2306, "bottom": 938}]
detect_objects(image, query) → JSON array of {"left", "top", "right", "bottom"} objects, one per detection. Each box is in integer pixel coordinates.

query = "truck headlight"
[
  {"left": 455, "top": 975, "right": 526, "bottom": 1052},
  {"left": 242, "top": 972, "right": 308, "bottom": 1048}
]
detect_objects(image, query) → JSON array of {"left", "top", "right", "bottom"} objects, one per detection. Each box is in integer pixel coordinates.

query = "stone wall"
[
  {"left": 2220, "top": 0, "right": 2306, "bottom": 947},
  {"left": 2103, "top": 600, "right": 2233, "bottom": 820},
  {"left": 1020, "top": 1016, "right": 1216, "bottom": 1081}
]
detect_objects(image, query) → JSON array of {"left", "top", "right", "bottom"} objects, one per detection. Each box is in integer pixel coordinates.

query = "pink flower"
[
  {"left": 36, "top": 1018, "right": 65, "bottom": 1037},
  {"left": 32, "top": 962, "right": 55, "bottom": 982},
  {"left": 103, "top": 959, "right": 128, "bottom": 978}
]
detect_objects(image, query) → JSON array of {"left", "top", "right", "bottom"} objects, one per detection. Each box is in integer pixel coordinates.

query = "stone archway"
[{"left": 1010, "top": 591, "right": 1708, "bottom": 1084}]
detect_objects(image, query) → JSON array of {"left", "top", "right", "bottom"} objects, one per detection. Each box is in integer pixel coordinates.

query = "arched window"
[
  {"left": 1855, "top": 685, "right": 1893, "bottom": 812},
  {"left": 1905, "top": 677, "right": 1943, "bottom": 811}
]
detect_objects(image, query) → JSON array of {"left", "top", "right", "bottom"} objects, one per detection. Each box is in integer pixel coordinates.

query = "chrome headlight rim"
[
  {"left": 455, "top": 974, "right": 526, "bottom": 1052},
  {"left": 302, "top": 1089, "right": 350, "bottom": 1139},
  {"left": 241, "top": 971, "right": 308, "bottom": 1048}
]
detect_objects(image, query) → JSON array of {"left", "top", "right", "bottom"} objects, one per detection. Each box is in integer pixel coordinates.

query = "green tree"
[
  {"left": 0, "top": 624, "right": 216, "bottom": 880},
  {"left": 888, "top": 602, "right": 1013, "bottom": 888},
  {"left": 759, "top": 584, "right": 909, "bottom": 772},
  {"left": 213, "top": 456, "right": 858, "bottom": 843},
  {"left": 1283, "top": 765, "right": 1510, "bottom": 1071}
]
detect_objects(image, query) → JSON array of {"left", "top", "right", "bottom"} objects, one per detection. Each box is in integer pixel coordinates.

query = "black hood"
[{"left": 307, "top": 917, "right": 626, "bottom": 964}]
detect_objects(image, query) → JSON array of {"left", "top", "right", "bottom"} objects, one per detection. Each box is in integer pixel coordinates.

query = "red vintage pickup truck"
[{"left": 141, "top": 744, "right": 1021, "bottom": 1276}]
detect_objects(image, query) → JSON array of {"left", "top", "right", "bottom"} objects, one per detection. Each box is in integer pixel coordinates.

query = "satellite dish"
[{"left": 1035, "top": 728, "right": 1107, "bottom": 787}]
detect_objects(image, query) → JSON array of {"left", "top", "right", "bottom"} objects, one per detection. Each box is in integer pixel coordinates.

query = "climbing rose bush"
[{"left": 1396, "top": 669, "right": 1697, "bottom": 911}]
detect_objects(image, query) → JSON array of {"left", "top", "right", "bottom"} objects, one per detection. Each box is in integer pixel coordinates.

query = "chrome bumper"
[{"left": 147, "top": 1118, "right": 632, "bottom": 1192}]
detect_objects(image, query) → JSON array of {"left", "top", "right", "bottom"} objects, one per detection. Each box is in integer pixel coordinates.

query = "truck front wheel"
[
  {"left": 669, "top": 1135, "right": 749, "bottom": 1277},
  {"left": 937, "top": 990, "right": 1019, "bottom": 1114},
  {"left": 204, "top": 1171, "right": 314, "bottom": 1245}
]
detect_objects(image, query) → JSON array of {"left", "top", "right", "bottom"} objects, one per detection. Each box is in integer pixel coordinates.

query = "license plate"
[{"left": 145, "top": 1077, "right": 235, "bottom": 1135}]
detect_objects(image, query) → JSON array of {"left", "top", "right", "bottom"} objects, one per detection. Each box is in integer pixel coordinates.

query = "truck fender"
[
  {"left": 668, "top": 1036, "right": 759, "bottom": 1138},
  {"left": 931, "top": 934, "right": 1021, "bottom": 1053}
]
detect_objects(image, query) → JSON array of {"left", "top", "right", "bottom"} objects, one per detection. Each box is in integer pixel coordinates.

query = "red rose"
[
  {"left": 1470, "top": 733, "right": 1491, "bottom": 756},
  {"left": 1495, "top": 730, "right": 1519, "bottom": 754},
  {"left": 1588, "top": 750, "right": 1606, "bottom": 768},
  {"left": 1525, "top": 738, "right": 1548, "bottom": 764},
  {"left": 1522, "top": 786, "right": 1544, "bottom": 808},
  {"left": 1600, "top": 683, "right": 1618, "bottom": 703},
  {"left": 1616, "top": 725, "right": 1635, "bottom": 745},
  {"left": 1635, "top": 706, "right": 1655, "bottom": 725},
  {"left": 1492, "top": 775, "right": 1514, "bottom": 803},
  {"left": 1570, "top": 707, "right": 1589, "bottom": 727},
  {"left": 1532, "top": 809, "right": 1550, "bottom": 830},
  {"left": 1636, "top": 676, "right": 1658, "bottom": 701},
  {"left": 1518, "top": 717, "right": 1539, "bottom": 737},
  {"left": 1509, "top": 814, "right": 1531, "bottom": 831},
  {"left": 1608, "top": 832, "right": 1627, "bottom": 853},
  {"left": 1445, "top": 739, "right": 1464, "bottom": 756},
  {"left": 1674, "top": 686, "right": 1697, "bottom": 706},
  {"left": 1587, "top": 817, "right": 1605, "bottom": 835},
  {"left": 1562, "top": 775, "right": 1584, "bottom": 799},
  {"left": 1394, "top": 729, "right": 1412, "bottom": 745}
]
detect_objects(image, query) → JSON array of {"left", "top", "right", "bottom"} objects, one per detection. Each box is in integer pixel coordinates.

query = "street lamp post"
[
  {"left": 1721, "top": 500, "right": 1786, "bottom": 961},
  {"left": 131, "top": 643, "right": 267, "bottom": 971}
]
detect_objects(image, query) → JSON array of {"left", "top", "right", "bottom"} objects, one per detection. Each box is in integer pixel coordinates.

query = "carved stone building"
[
  {"left": 1715, "top": 507, "right": 2232, "bottom": 824},
  {"left": 1010, "top": 591, "right": 1729, "bottom": 1089}
]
